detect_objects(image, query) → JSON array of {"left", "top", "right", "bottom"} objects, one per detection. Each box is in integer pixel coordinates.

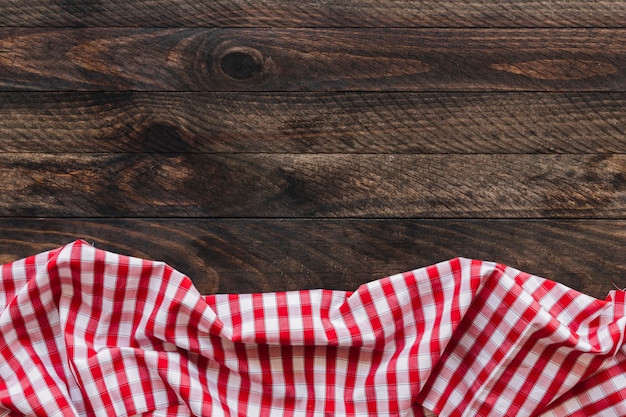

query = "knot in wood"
[
  {"left": 220, "top": 51, "right": 263, "bottom": 80},
  {"left": 143, "top": 123, "right": 190, "bottom": 154}
]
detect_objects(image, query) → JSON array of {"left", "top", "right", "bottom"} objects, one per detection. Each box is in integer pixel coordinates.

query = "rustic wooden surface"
[{"left": 0, "top": 1, "right": 624, "bottom": 298}]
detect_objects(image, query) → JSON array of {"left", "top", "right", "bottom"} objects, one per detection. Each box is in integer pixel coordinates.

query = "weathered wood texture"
[
  {"left": 0, "top": 219, "right": 624, "bottom": 298},
  {"left": 1, "top": 92, "right": 624, "bottom": 154},
  {"left": 1, "top": 153, "right": 625, "bottom": 218},
  {"left": 0, "top": 29, "right": 624, "bottom": 91},
  {"left": 0, "top": 0, "right": 623, "bottom": 27},
  {"left": 1, "top": 1, "right": 624, "bottom": 296}
]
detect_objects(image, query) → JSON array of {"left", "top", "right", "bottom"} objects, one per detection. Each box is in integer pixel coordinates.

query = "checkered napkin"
[{"left": 0, "top": 240, "right": 624, "bottom": 416}]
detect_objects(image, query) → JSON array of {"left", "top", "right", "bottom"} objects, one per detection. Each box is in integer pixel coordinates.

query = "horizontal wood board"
[
  {"left": 0, "top": 219, "right": 624, "bottom": 298},
  {"left": 0, "top": 92, "right": 624, "bottom": 154},
  {"left": 0, "top": 29, "right": 624, "bottom": 91},
  {"left": 0, "top": 0, "right": 624, "bottom": 27},
  {"left": 1, "top": 153, "right": 625, "bottom": 218}
]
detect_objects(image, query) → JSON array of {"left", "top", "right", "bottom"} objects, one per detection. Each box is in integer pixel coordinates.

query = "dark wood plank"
[
  {"left": 1, "top": 92, "right": 625, "bottom": 154},
  {"left": 0, "top": 0, "right": 623, "bottom": 28},
  {"left": 1, "top": 153, "right": 625, "bottom": 218},
  {"left": 0, "top": 28, "right": 624, "bottom": 91},
  {"left": 0, "top": 218, "right": 623, "bottom": 298}
]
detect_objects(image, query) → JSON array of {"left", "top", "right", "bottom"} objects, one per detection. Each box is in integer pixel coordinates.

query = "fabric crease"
[{"left": 0, "top": 240, "right": 624, "bottom": 416}]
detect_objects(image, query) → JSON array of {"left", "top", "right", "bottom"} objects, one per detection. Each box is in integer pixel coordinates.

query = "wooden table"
[{"left": 0, "top": 1, "right": 624, "bottom": 298}]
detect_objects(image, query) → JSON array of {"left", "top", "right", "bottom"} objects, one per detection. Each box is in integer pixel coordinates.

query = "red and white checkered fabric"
[{"left": 0, "top": 240, "right": 624, "bottom": 416}]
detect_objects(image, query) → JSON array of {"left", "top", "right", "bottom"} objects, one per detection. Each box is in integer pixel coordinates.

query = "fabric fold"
[{"left": 0, "top": 240, "right": 624, "bottom": 416}]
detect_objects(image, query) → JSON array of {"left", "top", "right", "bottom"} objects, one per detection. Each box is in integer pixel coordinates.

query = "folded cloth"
[{"left": 0, "top": 240, "right": 624, "bottom": 416}]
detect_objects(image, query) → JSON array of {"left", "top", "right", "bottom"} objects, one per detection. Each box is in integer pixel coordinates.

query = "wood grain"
[
  {"left": 0, "top": 28, "right": 624, "bottom": 91},
  {"left": 0, "top": 0, "right": 623, "bottom": 28},
  {"left": 1, "top": 0, "right": 624, "bottom": 306},
  {"left": 1, "top": 92, "right": 625, "bottom": 153},
  {"left": 1, "top": 153, "right": 625, "bottom": 218},
  {"left": 0, "top": 218, "right": 623, "bottom": 298}
]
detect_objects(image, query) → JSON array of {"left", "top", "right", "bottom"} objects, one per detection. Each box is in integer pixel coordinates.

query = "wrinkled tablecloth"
[{"left": 0, "top": 240, "right": 624, "bottom": 416}]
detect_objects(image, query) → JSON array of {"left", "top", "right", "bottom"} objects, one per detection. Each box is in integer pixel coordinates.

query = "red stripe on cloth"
[{"left": 0, "top": 240, "right": 625, "bottom": 416}]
